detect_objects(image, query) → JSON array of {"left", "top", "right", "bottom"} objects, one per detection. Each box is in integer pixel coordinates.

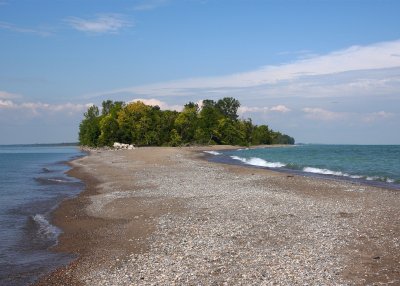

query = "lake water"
[
  {"left": 206, "top": 145, "right": 400, "bottom": 190},
  {"left": 0, "top": 145, "right": 85, "bottom": 286}
]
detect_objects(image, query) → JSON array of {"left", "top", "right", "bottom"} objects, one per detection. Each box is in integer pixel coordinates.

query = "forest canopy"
[{"left": 78, "top": 97, "right": 295, "bottom": 147}]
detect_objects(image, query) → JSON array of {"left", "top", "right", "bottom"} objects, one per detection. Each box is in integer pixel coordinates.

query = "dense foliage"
[{"left": 79, "top": 97, "right": 295, "bottom": 147}]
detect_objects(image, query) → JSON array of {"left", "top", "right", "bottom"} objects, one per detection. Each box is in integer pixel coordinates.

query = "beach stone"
[{"left": 62, "top": 147, "right": 400, "bottom": 286}]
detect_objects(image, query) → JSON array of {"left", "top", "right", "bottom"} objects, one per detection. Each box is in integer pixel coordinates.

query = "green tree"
[
  {"left": 174, "top": 105, "right": 198, "bottom": 142},
  {"left": 238, "top": 118, "right": 254, "bottom": 146},
  {"left": 194, "top": 128, "right": 208, "bottom": 144},
  {"left": 184, "top": 101, "right": 199, "bottom": 111},
  {"left": 102, "top": 100, "right": 124, "bottom": 116},
  {"left": 216, "top": 118, "right": 244, "bottom": 145},
  {"left": 98, "top": 114, "right": 119, "bottom": 146},
  {"left": 216, "top": 97, "right": 240, "bottom": 121},
  {"left": 160, "top": 110, "right": 179, "bottom": 145},
  {"left": 79, "top": 105, "right": 101, "bottom": 147},
  {"left": 252, "top": 125, "right": 272, "bottom": 145},
  {"left": 271, "top": 132, "right": 295, "bottom": 145},
  {"left": 198, "top": 100, "right": 221, "bottom": 143},
  {"left": 117, "top": 101, "right": 152, "bottom": 145},
  {"left": 169, "top": 129, "right": 182, "bottom": 146},
  {"left": 78, "top": 97, "right": 295, "bottom": 147}
]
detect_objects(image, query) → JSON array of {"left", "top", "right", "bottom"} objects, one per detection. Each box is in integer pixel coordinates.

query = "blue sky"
[{"left": 1, "top": 0, "right": 399, "bottom": 144}]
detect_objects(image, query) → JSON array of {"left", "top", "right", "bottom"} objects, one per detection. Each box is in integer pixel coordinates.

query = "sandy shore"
[{"left": 35, "top": 146, "right": 399, "bottom": 285}]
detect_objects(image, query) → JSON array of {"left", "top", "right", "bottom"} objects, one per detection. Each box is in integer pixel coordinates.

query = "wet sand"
[{"left": 34, "top": 146, "right": 399, "bottom": 285}]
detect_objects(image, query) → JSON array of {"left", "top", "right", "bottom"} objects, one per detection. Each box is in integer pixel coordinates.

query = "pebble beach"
[{"left": 35, "top": 147, "right": 400, "bottom": 285}]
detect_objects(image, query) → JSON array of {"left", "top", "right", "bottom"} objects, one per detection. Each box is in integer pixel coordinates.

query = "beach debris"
[{"left": 113, "top": 142, "right": 135, "bottom": 150}]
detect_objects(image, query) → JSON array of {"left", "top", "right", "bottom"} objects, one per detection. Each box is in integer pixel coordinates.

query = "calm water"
[
  {"left": 0, "top": 145, "right": 84, "bottom": 286},
  {"left": 207, "top": 145, "right": 400, "bottom": 190}
]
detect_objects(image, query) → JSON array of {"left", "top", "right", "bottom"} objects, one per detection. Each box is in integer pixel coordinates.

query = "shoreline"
[
  {"left": 207, "top": 145, "right": 400, "bottom": 191},
  {"left": 207, "top": 154, "right": 400, "bottom": 192},
  {"left": 34, "top": 146, "right": 399, "bottom": 285}
]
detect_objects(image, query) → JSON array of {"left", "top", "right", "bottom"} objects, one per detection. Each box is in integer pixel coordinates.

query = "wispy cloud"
[
  {"left": 270, "top": 105, "right": 291, "bottom": 113},
  {"left": 0, "top": 21, "right": 52, "bottom": 37},
  {"left": 238, "top": 105, "right": 290, "bottom": 115},
  {"left": 0, "top": 99, "right": 14, "bottom": 108},
  {"left": 130, "top": 98, "right": 183, "bottom": 111},
  {"left": 238, "top": 106, "right": 269, "bottom": 115},
  {"left": 91, "top": 39, "right": 400, "bottom": 99},
  {"left": 363, "top": 111, "right": 395, "bottom": 123},
  {"left": 276, "top": 49, "right": 318, "bottom": 60},
  {"left": 133, "top": 0, "right": 169, "bottom": 11},
  {"left": 66, "top": 14, "right": 132, "bottom": 34},
  {"left": 302, "top": 107, "right": 346, "bottom": 121},
  {"left": 0, "top": 90, "right": 20, "bottom": 99},
  {"left": 0, "top": 99, "right": 92, "bottom": 115}
]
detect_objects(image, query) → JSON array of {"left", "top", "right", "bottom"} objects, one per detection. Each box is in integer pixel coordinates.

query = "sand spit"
[{"left": 35, "top": 147, "right": 399, "bottom": 285}]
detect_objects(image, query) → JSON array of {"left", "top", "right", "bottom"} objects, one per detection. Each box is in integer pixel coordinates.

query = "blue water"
[
  {"left": 0, "top": 145, "right": 85, "bottom": 286},
  {"left": 206, "top": 145, "right": 400, "bottom": 190}
]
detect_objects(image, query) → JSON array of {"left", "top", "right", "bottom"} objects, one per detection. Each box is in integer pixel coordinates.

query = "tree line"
[{"left": 78, "top": 97, "right": 295, "bottom": 147}]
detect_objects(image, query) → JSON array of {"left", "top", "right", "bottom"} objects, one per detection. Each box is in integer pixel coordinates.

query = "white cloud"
[
  {"left": 66, "top": 14, "right": 132, "bottom": 34},
  {"left": 0, "top": 91, "right": 19, "bottom": 99},
  {"left": 238, "top": 105, "right": 290, "bottom": 115},
  {"left": 302, "top": 107, "right": 346, "bottom": 121},
  {"left": 270, "top": 105, "right": 291, "bottom": 113},
  {"left": 0, "top": 21, "right": 52, "bottom": 37},
  {"left": 0, "top": 99, "right": 92, "bottom": 115},
  {"left": 0, "top": 99, "right": 14, "bottom": 108},
  {"left": 363, "top": 111, "right": 395, "bottom": 123},
  {"left": 130, "top": 98, "right": 183, "bottom": 111},
  {"left": 92, "top": 39, "right": 400, "bottom": 98},
  {"left": 238, "top": 106, "right": 269, "bottom": 115}
]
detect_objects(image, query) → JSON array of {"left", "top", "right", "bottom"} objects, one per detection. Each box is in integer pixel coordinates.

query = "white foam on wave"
[
  {"left": 350, "top": 175, "right": 363, "bottom": 179},
  {"left": 303, "top": 167, "right": 397, "bottom": 184},
  {"left": 366, "top": 176, "right": 394, "bottom": 183},
  {"left": 366, "top": 176, "right": 375, "bottom": 181},
  {"left": 203, "top": 151, "right": 221, "bottom": 155},
  {"left": 32, "top": 214, "right": 59, "bottom": 239},
  {"left": 303, "top": 167, "right": 349, "bottom": 177},
  {"left": 230, "top": 156, "right": 285, "bottom": 168}
]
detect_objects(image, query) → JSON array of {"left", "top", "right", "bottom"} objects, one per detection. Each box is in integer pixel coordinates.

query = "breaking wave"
[
  {"left": 223, "top": 145, "right": 400, "bottom": 189},
  {"left": 303, "top": 167, "right": 349, "bottom": 177},
  {"left": 236, "top": 148, "right": 250, "bottom": 151},
  {"left": 302, "top": 167, "right": 395, "bottom": 183},
  {"left": 203, "top": 151, "right": 221, "bottom": 155},
  {"left": 230, "top": 156, "right": 285, "bottom": 168},
  {"left": 228, "top": 155, "right": 397, "bottom": 184}
]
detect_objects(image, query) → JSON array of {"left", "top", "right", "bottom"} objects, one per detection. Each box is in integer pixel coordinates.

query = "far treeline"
[{"left": 78, "top": 97, "right": 295, "bottom": 147}]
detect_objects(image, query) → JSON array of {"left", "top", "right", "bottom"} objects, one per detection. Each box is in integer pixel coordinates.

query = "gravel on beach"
[{"left": 36, "top": 147, "right": 400, "bottom": 285}]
